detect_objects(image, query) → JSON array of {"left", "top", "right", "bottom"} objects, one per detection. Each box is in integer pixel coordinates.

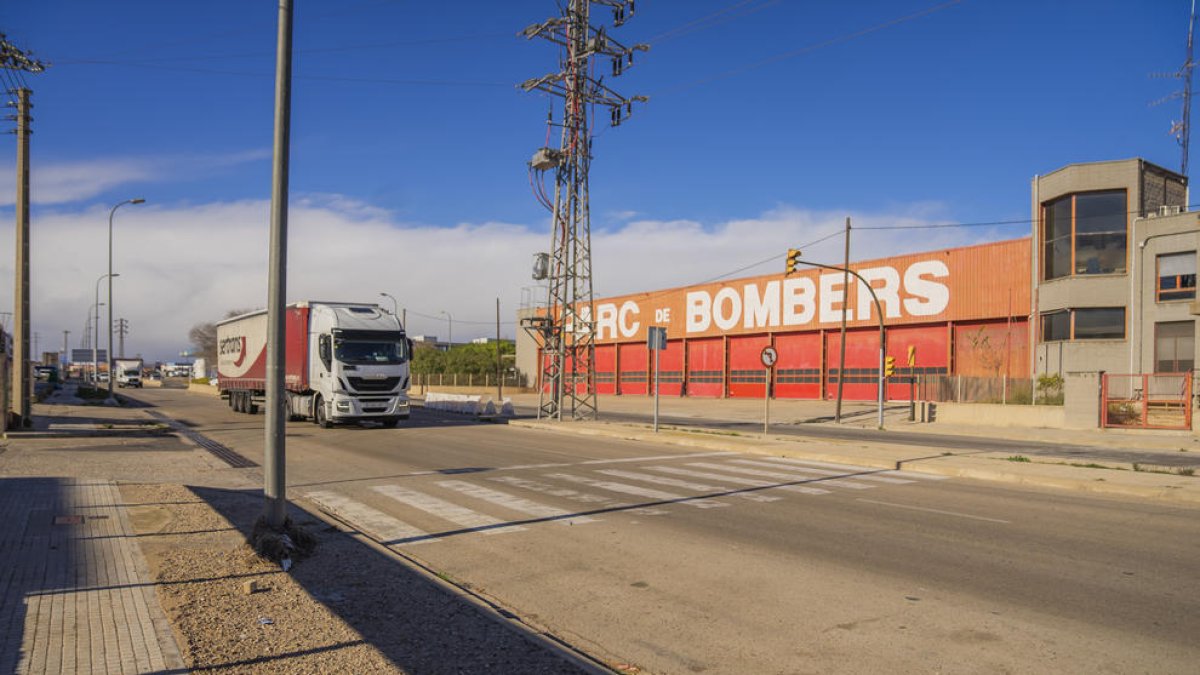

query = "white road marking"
[
  {"left": 305, "top": 490, "right": 436, "bottom": 544},
  {"left": 488, "top": 475, "right": 669, "bottom": 516},
  {"left": 577, "top": 451, "right": 736, "bottom": 465},
  {"left": 596, "top": 469, "right": 780, "bottom": 503},
  {"left": 502, "top": 462, "right": 572, "bottom": 471},
  {"left": 547, "top": 473, "right": 729, "bottom": 509},
  {"left": 646, "top": 466, "right": 830, "bottom": 495},
  {"left": 437, "top": 480, "right": 597, "bottom": 524},
  {"left": 729, "top": 459, "right": 914, "bottom": 484},
  {"left": 857, "top": 498, "right": 1010, "bottom": 524},
  {"left": 755, "top": 456, "right": 949, "bottom": 480},
  {"left": 687, "top": 462, "right": 876, "bottom": 490},
  {"left": 372, "top": 485, "right": 527, "bottom": 535}
]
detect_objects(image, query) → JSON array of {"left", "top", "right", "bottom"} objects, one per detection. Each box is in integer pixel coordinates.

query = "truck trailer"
[
  {"left": 217, "top": 301, "right": 411, "bottom": 427},
  {"left": 114, "top": 358, "right": 144, "bottom": 388}
]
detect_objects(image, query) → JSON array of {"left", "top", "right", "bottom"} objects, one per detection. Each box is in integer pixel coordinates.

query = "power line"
[
  {"left": 644, "top": 0, "right": 782, "bottom": 45},
  {"left": 56, "top": 59, "right": 512, "bottom": 88}
]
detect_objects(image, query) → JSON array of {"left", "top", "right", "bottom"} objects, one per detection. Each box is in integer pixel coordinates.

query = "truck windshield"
[{"left": 334, "top": 339, "right": 409, "bottom": 364}]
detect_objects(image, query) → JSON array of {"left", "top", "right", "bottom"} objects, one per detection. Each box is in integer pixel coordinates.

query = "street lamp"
[
  {"left": 379, "top": 292, "right": 398, "bottom": 315},
  {"left": 93, "top": 273, "right": 117, "bottom": 384},
  {"left": 439, "top": 310, "right": 453, "bottom": 347},
  {"left": 108, "top": 198, "right": 145, "bottom": 397}
]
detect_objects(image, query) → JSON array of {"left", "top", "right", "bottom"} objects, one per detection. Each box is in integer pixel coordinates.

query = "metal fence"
[
  {"left": 918, "top": 375, "right": 1039, "bottom": 405},
  {"left": 1101, "top": 373, "right": 1192, "bottom": 430}
]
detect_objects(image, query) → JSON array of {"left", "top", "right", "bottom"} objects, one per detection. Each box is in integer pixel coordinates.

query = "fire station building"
[{"left": 516, "top": 158, "right": 1198, "bottom": 416}]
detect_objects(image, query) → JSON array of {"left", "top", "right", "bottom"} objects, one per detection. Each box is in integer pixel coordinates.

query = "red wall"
[
  {"left": 728, "top": 335, "right": 771, "bottom": 398},
  {"left": 686, "top": 338, "right": 724, "bottom": 397},
  {"left": 618, "top": 343, "right": 649, "bottom": 395},
  {"left": 595, "top": 344, "right": 616, "bottom": 395},
  {"left": 651, "top": 340, "right": 684, "bottom": 396},
  {"left": 775, "top": 332, "right": 822, "bottom": 399}
]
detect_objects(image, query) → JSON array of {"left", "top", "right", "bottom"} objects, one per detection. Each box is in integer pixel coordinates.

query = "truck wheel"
[
  {"left": 246, "top": 397, "right": 258, "bottom": 415},
  {"left": 380, "top": 416, "right": 400, "bottom": 428},
  {"left": 232, "top": 392, "right": 243, "bottom": 413},
  {"left": 314, "top": 398, "right": 333, "bottom": 429}
]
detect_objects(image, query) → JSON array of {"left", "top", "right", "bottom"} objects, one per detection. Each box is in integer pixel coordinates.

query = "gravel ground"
[{"left": 121, "top": 483, "right": 591, "bottom": 674}]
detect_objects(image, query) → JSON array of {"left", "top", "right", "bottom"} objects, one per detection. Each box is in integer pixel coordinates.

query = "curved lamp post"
[
  {"left": 379, "top": 292, "right": 398, "bottom": 315},
  {"left": 108, "top": 198, "right": 145, "bottom": 397}
]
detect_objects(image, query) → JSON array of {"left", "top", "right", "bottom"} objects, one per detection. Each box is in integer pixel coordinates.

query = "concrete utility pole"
[
  {"left": 3, "top": 35, "right": 45, "bottom": 428},
  {"left": 519, "top": 0, "right": 648, "bottom": 421},
  {"left": 264, "top": 0, "right": 294, "bottom": 531},
  {"left": 62, "top": 330, "right": 69, "bottom": 373},
  {"left": 7, "top": 88, "right": 31, "bottom": 426}
]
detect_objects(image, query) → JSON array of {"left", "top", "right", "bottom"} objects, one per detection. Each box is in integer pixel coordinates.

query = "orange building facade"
[{"left": 546, "top": 238, "right": 1032, "bottom": 401}]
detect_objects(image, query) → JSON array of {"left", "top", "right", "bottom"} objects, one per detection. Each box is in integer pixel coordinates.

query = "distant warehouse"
[{"left": 517, "top": 238, "right": 1032, "bottom": 401}]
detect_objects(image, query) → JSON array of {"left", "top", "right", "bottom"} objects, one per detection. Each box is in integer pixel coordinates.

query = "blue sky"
[{"left": 0, "top": 0, "right": 1195, "bottom": 359}]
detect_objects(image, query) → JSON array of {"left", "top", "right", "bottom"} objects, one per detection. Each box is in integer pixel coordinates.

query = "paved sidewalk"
[{"left": 0, "top": 477, "right": 185, "bottom": 674}]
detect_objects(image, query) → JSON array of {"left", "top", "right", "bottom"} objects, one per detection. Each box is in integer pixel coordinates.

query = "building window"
[
  {"left": 1155, "top": 321, "right": 1195, "bottom": 373},
  {"left": 1041, "top": 190, "right": 1127, "bottom": 280},
  {"left": 1040, "top": 307, "right": 1126, "bottom": 342},
  {"left": 1041, "top": 310, "right": 1070, "bottom": 342},
  {"left": 1157, "top": 252, "right": 1197, "bottom": 302}
]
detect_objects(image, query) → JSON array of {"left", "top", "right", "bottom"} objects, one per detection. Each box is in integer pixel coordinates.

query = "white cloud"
[
  {"left": 0, "top": 150, "right": 270, "bottom": 206},
  {"left": 0, "top": 196, "right": 1015, "bottom": 362}
]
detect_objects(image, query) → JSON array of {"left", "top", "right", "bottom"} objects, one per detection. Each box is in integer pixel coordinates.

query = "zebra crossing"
[{"left": 303, "top": 454, "right": 948, "bottom": 547}]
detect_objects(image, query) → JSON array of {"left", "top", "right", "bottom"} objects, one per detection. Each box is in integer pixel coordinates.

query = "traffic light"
[
  {"left": 785, "top": 248, "right": 801, "bottom": 275},
  {"left": 884, "top": 355, "right": 896, "bottom": 378}
]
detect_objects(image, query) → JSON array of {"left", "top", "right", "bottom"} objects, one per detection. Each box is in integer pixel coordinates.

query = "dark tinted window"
[
  {"left": 1073, "top": 308, "right": 1125, "bottom": 340},
  {"left": 1042, "top": 311, "right": 1070, "bottom": 341}
]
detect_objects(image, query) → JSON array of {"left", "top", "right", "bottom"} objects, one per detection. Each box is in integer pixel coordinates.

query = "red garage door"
[
  {"left": 775, "top": 332, "right": 821, "bottom": 399},
  {"left": 824, "top": 328, "right": 882, "bottom": 401},
  {"left": 686, "top": 338, "right": 724, "bottom": 397},
  {"left": 729, "top": 335, "right": 771, "bottom": 398},
  {"left": 618, "top": 343, "right": 649, "bottom": 396},
  {"left": 595, "top": 344, "right": 616, "bottom": 395},
  {"left": 651, "top": 340, "right": 684, "bottom": 397},
  {"left": 886, "top": 324, "right": 948, "bottom": 401}
]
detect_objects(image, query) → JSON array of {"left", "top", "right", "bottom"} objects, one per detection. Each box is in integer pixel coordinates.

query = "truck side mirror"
[
  {"left": 318, "top": 334, "right": 332, "bottom": 369},
  {"left": 406, "top": 338, "right": 414, "bottom": 361}
]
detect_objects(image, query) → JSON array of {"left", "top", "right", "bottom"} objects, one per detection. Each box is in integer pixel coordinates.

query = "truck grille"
[{"left": 347, "top": 376, "right": 400, "bottom": 392}]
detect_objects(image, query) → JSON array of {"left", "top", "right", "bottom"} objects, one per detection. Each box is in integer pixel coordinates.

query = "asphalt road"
[
  {"left": 523, "top": 405, "right": 1200, "bottom": 467},
  {"left": 128, "top": 388, "right": 1200, "bottom": 674}
]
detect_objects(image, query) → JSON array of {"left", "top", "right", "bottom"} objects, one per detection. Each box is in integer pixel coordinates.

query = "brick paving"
[{"left": 0, "top": 476, "right": 185, "bottom": 674}]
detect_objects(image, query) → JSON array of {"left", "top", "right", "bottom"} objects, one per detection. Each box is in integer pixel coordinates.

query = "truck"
[
  {"left": 217, "top": 301, "right": 411, "bottom": 428},
  {"left": 115, "top": 358, "right": 144, "bottom": 388}
]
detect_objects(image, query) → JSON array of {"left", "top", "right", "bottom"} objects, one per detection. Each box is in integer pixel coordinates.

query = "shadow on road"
[{"left": 186, "top": 485, "right": 592, "bottom": 674}]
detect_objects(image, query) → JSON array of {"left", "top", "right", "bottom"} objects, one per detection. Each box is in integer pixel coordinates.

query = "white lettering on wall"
[
  {"left": 819, "top": 273, "right": 852, "bottom": 324},
  {"left": 713, "top": 288, "right": 742, "bottom": 331},
  {"left": 596, "top": 303, "right": 618, "bottom": 341},
  {"left": 903, "top": 260, "right": 950, "bottom": 316},
  {"left": 618, "top": 301, "right": 641, "bottom": 338},
  {"left": 856, "top": 266, "right": 902, "bottom": 321},
  {"left": 743, "top": 281, "right": 780, "bottom": 329},
  {"left": 686, "top": 292, "right": 711, "bottom": 333},
  {"left": 782, "top": 277, "right": 816, "bottom": 325}
]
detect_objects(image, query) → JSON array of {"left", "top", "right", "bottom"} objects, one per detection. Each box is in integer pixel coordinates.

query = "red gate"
[{"left": 1101, "top": 373, "right": 1193, "bottom": 429}]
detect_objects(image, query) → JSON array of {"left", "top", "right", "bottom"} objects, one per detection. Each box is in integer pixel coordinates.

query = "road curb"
[{"left": 508, "top": 419, "right": 1200, "bottom": 506}]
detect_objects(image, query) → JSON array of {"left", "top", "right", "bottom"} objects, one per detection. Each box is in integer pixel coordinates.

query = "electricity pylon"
[{"left": 519, "top": 0, "right": 647, "bottom": 421}]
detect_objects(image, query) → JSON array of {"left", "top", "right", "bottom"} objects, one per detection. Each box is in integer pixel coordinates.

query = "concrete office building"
[{"left": 1032, "top": 158, "right": 1195, "bottom": 379}]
